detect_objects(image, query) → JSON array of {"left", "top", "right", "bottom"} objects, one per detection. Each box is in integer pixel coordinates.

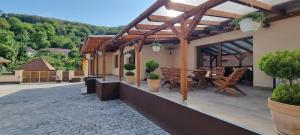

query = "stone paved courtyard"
[{"left": 0, "top": 83, "right": 169, "bottom": 135}]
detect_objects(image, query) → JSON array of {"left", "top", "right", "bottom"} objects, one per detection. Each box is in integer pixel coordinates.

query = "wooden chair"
[
  {"left": 160, "top": 67, "right": 172, "bottom": 88},
  {"left": 213, "top": 68, "right": 247, "bottom": 96},
  {"left": 211, "top": 67, "right": 225, "bottom": 79},
  {"left": 169, "top": 67, "right": 193, "bottom": 90},
  {"left": 191, "top": 68, "right": 208, "bottom": 88},
  {"left": 169, "top": 67, "right": 181, "bottom": 89}
]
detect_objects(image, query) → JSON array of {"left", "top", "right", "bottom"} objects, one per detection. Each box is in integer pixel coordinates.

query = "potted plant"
[
  {"left": 231, "top": 12, "right": 265, "bottom": 33},
  {"left": 152, "top": 42, "right": 161, "bottom": 52},
  {"left": 124, "top": 63, "right": 135, "bottom": 84},
  {"left": 145, "top": 60, "right": 160, "bottom": 92},
  {"left": 259, "top": 50, "right": 300, "bottom": 135}
]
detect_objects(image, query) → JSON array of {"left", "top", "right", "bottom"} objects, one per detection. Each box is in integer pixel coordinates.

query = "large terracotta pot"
[
  {"left": 126, "top": 75, "right": 135, "bottom": 84},
  {"left": 268, "top": 98, "right": 300, "bottom": 135},
  {"left": 147, "top": 79, "right": 160, "bottom": 92}
]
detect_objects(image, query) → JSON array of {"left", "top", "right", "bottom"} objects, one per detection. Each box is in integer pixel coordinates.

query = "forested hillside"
[{"left": 0, "top": 11, "right": 122, "bottom": 72}]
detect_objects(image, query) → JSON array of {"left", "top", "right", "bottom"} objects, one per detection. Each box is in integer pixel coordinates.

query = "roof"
[
  {"left": 0, "top": 57, "right": 10, "bottom": 64},
  {"left": 80, "top": 0, "right": 300, "bottom": 54},
  {"left": 19, "top": 58, "right": 55, "bottom": 71},
  {"left": 26, "top": 47, "right": 37, "bottom": 54},
  {"left": 48, "top": 48, "right": 71, "bottom": 55}
]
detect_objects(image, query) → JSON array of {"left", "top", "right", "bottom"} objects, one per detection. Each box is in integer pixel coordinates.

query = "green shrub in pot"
[
  {"left": 259, "top": 49, "right": 300, "bottom": 134},
  {"left": 145, "top": 60, "right": 159, "bottom": 73},
  {"left": 124, "top": 63, "right": 135, "bottom": 84},
  {"left": 148, "top": 72, "right": 160, "bottom": 80},
  {"left": 145, "top": 60, "right": 160, "bottom": 92}
]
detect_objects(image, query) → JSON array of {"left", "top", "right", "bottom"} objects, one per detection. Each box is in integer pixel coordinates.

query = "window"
[
  {"left": 114, "top": 55, "right": 118, "bottom": 68},
  {"left": 128, "top": 50, "right": 135, "bottom": 64}
]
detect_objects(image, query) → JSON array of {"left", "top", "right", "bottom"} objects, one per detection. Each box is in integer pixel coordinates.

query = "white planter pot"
[
  {"left": 152, "top": 46, "right": 161, "bottom": 52},
  {"left": 239, "top": 18, "right": 261, "bottom": 33}
]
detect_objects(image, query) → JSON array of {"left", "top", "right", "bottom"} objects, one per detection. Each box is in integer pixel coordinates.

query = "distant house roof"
[
  {"left": 0, "top": 57, "right": 10, "bottom": 64},
  {"left": 48, "top": 48, "right": 70, "bottom": 55},
  {"left": 26, "top": 47, "right": 37, "bottom": 54},
  {"left": 20, "top": 58, "right": 55, "bottom": 71}
]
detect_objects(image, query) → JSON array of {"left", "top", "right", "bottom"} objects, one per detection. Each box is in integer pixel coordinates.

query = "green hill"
[{"left": 0, "top": 11, "right": 122, "bottom": 72}]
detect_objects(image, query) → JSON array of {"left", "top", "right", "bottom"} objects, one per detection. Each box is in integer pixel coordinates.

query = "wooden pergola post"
[
  {"left": 119, "top": 47, "right": 124, "bottom": 81},
  {"left": 135, "top": 37, "right": 145, "bottom": 87},
  {"left": 102, "top": 46, "right": 106, "bottom": 81},
  {"left": 179, "top": 19, "right": 188, "bottom": 100},
  {"left": 217, "top": 44, "right": 222, "bottom": 67},
  {"left": 96, "top": 49, "right": 99, "bottom": 78}
]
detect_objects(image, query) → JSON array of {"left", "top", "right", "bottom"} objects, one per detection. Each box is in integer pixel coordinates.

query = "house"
[{"left": 80, "top": 1, "right": 300, "bottom": 134}]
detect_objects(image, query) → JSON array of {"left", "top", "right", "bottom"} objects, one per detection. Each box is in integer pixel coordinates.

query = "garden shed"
[{"left": 20, "top": 58, "right": 57, "bottom": 83}]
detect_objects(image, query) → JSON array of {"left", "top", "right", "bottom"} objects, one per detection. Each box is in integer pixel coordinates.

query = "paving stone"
[{"left": 0, "top": 83, "right": 169, "bottom": 135}]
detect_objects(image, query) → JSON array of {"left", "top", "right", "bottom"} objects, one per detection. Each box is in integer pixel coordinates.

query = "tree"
[{"left": 0, "top": 18, "right": 11, "bottom": 29}]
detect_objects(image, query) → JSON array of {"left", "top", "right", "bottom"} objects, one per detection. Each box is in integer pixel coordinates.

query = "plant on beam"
[
  {"left": 151, "top": 35, "right": 161, "bottom": 52},
  {"left": 259, "top": 49, "right": 300, "bottom": 135},
  {"left": 230, "top": 12, "right": 266, "bottom": 33},
  {"left": 145, "top": 60, "right": 160, "bottom": 92},
  {"left": 124, "top": 63, "right": 135, "bottom": 84}
]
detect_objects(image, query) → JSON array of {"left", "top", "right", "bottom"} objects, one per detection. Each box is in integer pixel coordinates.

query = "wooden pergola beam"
[
  {"left": 222, "top": 44, "right": 242, "bottom": 54},
  {"left": 143, "top": 0, "right": 228, "bottom": 39},
  {"left": 229, "top": 0, "right": 285, "bottom": 15},
  {"left": 148, "top": 15, "right": 222, "bottom": 26},
  {"left": 136, "top": 24, "right": 205, "bottom": 31},
  {"left": 102, "top": 0, "right": 168, "bottom": 47},
  {"left": 127, "top": 30, "right": 174, "bottom": 35},
  {"left": 165, "top": 1, "right": 241, "bottom": 18},
  {"left": 122, "top": 34, "right": 177, "bottom": 39},
  {"left": 229, "top": 41, "right": 253, "bottom": 53}
]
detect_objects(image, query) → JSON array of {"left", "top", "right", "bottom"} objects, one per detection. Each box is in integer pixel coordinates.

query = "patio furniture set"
[{"left": 160, "top": 67, "right": 246, "bottom": 96}]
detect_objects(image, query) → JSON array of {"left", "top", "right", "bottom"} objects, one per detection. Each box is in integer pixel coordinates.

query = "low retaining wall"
[{"left": 94, "top": 80, "right": 258, "bottom": 135}]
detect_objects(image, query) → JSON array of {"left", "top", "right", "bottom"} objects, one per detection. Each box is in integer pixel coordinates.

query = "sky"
[{"left": 0, "top": 0, "right": 156, "bottom": 27}]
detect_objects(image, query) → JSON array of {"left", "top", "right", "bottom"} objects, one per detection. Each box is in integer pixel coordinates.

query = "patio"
[
  {"left": 0, "top": 83, "right": 169, "bottom": 135},
  {"left": 98, "top": 75, "right": 273, "bottom": 135}
]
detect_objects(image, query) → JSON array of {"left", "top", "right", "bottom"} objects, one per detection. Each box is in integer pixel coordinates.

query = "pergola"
[{"left": 83, "top": 0, "right": 299, "bottom": 101}]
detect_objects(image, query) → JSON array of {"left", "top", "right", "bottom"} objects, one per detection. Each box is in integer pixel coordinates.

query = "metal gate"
[{"left": 22, "top": 71, "right": 57, "bottom": 83}]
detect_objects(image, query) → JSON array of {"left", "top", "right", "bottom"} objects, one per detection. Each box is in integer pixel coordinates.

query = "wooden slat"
[
  {"left": 122, "top": 34, "right": 177, "bottom": 39},
  {"left": 217, "top": 44, "right": 222, "bottom": 67},
  {"left": 127, "top": 30, "right": 174, "bottom": 35},
  {"left": 148, "top": 15, "right": 222, "bottom": 26},
  {"left": 229, "top": 0, "right": 285, "bottom": 15},
  {"left": 144, "top": 0, "right": 228, "bottom": 38},
  {"left": 102, "top": 46, "right": 106, "bottom": 81},
  {"left": 119, "top": 48, "right": 124, "bottom": 81},
  {"left": 165, "top": 1, "right": 241, "bottom": 18},
  {"left": 136, "top": 24, "right": 205, "bottom": 31},
  {"left": 102, "top": 0, "right": 169, "bottom": 48}
]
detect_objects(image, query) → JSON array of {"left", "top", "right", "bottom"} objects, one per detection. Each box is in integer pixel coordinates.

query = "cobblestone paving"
[{"left": 0, "top": 83, "right": 169, "bottom": 135}]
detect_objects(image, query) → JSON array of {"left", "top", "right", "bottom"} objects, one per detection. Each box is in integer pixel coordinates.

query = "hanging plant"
[
  {"left": 152, "top": 42, "right": 161, "bottom": 52},
  {"left": 230, "top": 12, "right": 266, "bottom": 33}
]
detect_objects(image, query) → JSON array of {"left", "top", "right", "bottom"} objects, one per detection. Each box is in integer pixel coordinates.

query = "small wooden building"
[{"left": 20, "top": 58, "right": 57, "bottom": 83}]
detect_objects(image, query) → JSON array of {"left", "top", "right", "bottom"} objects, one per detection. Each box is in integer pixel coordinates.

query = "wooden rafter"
[
  {"left": 122, "top": 34, "right": 177, "bottom": 39},
  {"left": 229, "top": 0, "right": 285, "bottom": 15},
  {"left": 135, "top": 24, "right": 205, "bottom": 31},
  {"left": 229, "top": 41, "right": 253, "bottom": 53},
  {"left": 127, "top": 30, "right": 174, "bottom": 35},
  {"left": 222, "top": 44, "right": 242, "bottom": 53},
  {"left": 102, "top": 0, "right": 169, "bottom": 48},
  {"left": 165, "top": 1, "right": 241, "bottom": 18},
  {"left": 148, "top": 15, "right": 222, "bottom": 26}
]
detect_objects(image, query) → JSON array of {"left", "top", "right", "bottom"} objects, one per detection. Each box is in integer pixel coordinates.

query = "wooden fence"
[{"left": 22, "top": 71, "right": 57, "bottom": 83}]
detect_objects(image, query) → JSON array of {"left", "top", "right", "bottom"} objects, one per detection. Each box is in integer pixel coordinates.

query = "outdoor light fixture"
[
  {"left": 97, "top": 51, "right": 102, "bottom": 55},
  {"left": 125, "top": 53, "right": 131, "bottom": 58}
]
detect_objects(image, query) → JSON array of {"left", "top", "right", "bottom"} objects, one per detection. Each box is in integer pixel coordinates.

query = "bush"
[
  {"left": 148, "top": 72, "right": 159, "bottom": 80},
  {"left": 124, "top": 63, "right": 135, "bottom": 71},
  {"left": 259, "top": 50, "right": 300, "bottom": 85},
  {"left": 259, "top": 49, "right": 300, "bottom": 105},
  {"left": 125, "top": 71, "right": 134, "bottom": 76},
  {"left": 272, "top": 84, "right": 300, "bottom": 105},
  {"left": 145, "top": 60, "right": 159, "bottom": 73}
]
